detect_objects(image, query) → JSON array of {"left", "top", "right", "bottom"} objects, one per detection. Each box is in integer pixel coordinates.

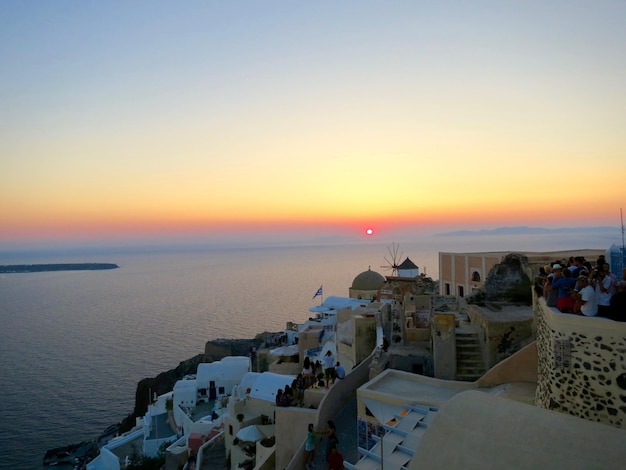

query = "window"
[
  {"left": 472, "top": 271, "right": 481, "bottom": 282},
  {"left": 458, "top": 285, "right": 465, "bottom": 297},
  {"left": 445, "top": 283, "right": 450, "bottom": 295}
]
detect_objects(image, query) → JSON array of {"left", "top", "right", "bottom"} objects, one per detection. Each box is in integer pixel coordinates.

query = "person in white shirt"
[
  {"left": 575, "top": 276, "right": 598, "bottom": 316},
  {"left": 322, "top": 350, "right": 336, "bottom": 388},
  {"left": 597, "top": 265, "right": 615, "bottom": 316}
]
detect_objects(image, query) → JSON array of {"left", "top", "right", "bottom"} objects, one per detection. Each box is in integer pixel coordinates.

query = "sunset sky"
[{"left": 2, "top": 1, "right": 625, "bottom": 247}]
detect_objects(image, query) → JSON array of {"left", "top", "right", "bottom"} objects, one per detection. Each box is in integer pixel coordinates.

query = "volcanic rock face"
[
  {"left": 123, "top": 353, "right": 209, "bottom": 432},
  {"left": 471, "top": 253, "right": 532, "bottom": 305}
]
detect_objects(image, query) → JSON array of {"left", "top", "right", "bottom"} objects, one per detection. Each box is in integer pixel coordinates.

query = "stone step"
[
  {"left": 458, "top": 360, "right": 483, "bottom": 366},
  {"left": 456, "top": 373, "right": 483, "bottom": 381},
  {"left": 457, "top": 367, "right": 485, "bottom": 372}
]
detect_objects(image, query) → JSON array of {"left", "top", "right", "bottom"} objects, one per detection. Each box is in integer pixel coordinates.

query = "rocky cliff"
[
  {"left": 118, "top": 335, "right": 268, "bottom": 433},
  {"left": 469, "top": 253, "right": 533, "bottom": 305}
]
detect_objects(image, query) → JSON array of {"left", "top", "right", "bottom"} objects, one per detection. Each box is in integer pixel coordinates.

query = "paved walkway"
[{"left": 309, "top": 396, "right": 358, "bottom": 469}]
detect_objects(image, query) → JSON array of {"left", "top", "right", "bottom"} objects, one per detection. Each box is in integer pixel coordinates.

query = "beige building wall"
[
  {"left": 349, "top": 287, "right": 379, "bottom": 300},
  {"left": 352, "top": 314, "right": 377, "bottom": 365},
  {"left": 431, "top": 313, "right": 457, "bottom": 380},
  {"left": 466, "top": 304, "right": 535, "bottom": 369},
  {"left": 439, "top": 251, "right": 505, "bottom": 297},
  {"left": 337, "top": 305, "right": 380, "bottom": 369},
  {"left": 298, "top": 325, "right": 324, "bottom": 364},
  {"left": 275, "top": 406, "right": 317, "bottom": 470},
  {"left": 440, "top": 254, "right": 452, "bottom": 283}
]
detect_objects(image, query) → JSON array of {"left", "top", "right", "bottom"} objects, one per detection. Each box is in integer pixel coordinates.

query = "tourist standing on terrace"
[
  {"left": 569, "top": 257, "right": 586, "bottom": 278},
  {"left": 304, "top": 423, "right": 325, "bottom": 470},
  {"left": 572, "top": 276, "right": 598, "bottom": 316},
  {"left": 597, "top": 264, "right": 615, "bottom": 317},
  {"left": 323, "top": 350, "right": 336, "bottom": 388},
  {"left": 284, "top": 385, "right": 294, "bottom": 406},
  {"left": 302, "top": 357, "right": 314, "bottom": 389},
  {"left": 292, "top": 377, "right": 302, "bottom": 405},
  {"left": 296, "top": 374, "right": 305, "bottom": 402},
  {"left": 541, "top": 265, "right": 558, "bottom": 307},
  {"left": 551, "top": 266, "right": 576, "bottom": 313}
]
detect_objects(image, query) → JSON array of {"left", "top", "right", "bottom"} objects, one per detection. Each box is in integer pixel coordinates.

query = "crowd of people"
[
  {"left": 276, "top": 350, "right": 347, "bottom": 408},
  {"left": 537, "top": 255, "right": 626, "bottom": 320},
  {"left": 302, "top": 352, "right": 344, "bottom": 390}
]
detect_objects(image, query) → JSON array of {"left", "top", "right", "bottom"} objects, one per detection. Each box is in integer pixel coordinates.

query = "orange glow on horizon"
[
  {"left": 1, "top": 204, "right": 622, "bottom": 244},
  {"left": 1, "top": 172, "right": 623, "bottom": 243}
]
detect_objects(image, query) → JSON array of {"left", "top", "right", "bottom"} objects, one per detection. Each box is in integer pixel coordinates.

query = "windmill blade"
[
  {"left": 380, "top": 258, "right": 394, "bottom": 274},
  {"left": 380, "top": 264, "right": 394, "bottom": 273},
  {"left": 382, "top": 242, "right": 403, "bottom": 276},
  {"left": 387, "top": 243, "right": 403, "bottom": 264},
  {"left": 396, "top": 249, "right": 404, "bottom": 266}
]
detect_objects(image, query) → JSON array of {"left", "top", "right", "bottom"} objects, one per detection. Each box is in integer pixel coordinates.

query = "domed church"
[{"left": 349, "top": 267, "right": 386, "bottom": 301}]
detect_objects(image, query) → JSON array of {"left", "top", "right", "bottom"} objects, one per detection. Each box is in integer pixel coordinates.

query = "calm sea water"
[{"left": 0, "top": 233, "right": 615, "bottom": 468}]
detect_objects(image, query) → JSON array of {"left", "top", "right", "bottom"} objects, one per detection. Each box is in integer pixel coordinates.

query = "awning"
[
  {"left": 236, "top": 425, "right": 267, "bottom": 442},
  {"left": 269, "top": 344, "right": 299, "bottom": 357},
  {"left": 363, "top": 398, "right": 408, "bottom": 425},
  {"left": 247, "top": 372, "right": 295, "bottom": 402}
]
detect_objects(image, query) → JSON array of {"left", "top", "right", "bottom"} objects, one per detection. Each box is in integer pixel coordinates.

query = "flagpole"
[{"left": 312, "top": 285, "right": 323, "bottom": 303}]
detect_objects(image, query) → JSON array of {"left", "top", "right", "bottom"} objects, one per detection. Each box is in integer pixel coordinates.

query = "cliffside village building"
[{"left": 86, "top": 247, "right": 626, "bottom": 470}]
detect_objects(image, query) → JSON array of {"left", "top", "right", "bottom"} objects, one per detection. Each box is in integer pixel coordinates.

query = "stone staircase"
[
  {"left": 455, "top": 330, "right": 486, "bottom": 381},
  {"left": 344, "top": 404, "right": 439, "bottom": 470}
]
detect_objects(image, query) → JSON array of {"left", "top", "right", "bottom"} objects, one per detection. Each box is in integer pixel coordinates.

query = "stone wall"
[
  {"left": 431, "top": 313, "right": 457, "bottom": 380},
  {"left": 535, "top": 296, "right": 626, "bottom": 429},
  {"left": 467, "top": 304, "right": 535, "bottom": 369}
]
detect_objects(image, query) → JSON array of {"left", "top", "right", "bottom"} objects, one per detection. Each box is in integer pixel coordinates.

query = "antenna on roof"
[{"left": 619, "top": 207, "right": 626, "bottom": 253}]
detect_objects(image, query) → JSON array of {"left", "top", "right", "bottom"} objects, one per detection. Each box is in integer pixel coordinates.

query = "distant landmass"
[
  {"left": 0, "top": 263, "right": 119, "bottom": 273},
  {"left": 435, "top": 226, "right": 616, "bottom": 237}
]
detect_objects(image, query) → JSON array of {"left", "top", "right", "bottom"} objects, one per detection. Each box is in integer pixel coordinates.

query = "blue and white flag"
[{"left": 312, "top": 285, "right": 323, "bottom": 299}]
